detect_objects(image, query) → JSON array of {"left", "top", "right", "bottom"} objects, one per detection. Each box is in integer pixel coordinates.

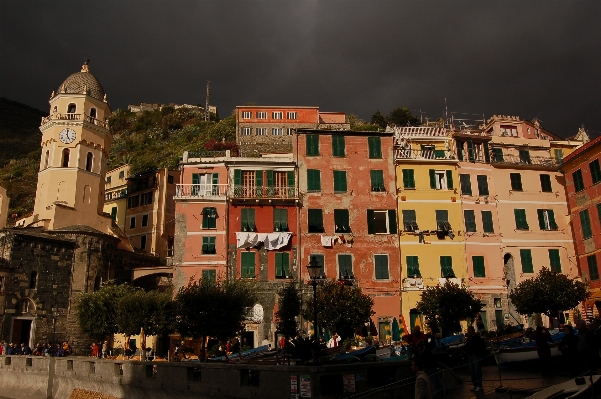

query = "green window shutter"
[
  {"left": 307, "top": 169, "right": 321, "bottom": 191},
  {"left": 440, "top": 256, "right": 454, "bottom": 277},
  {"left": 241, "top": 252, "right": 256, "bottom": 278},
  {"left": 334, "top": 170, "right": 347, "bottom": 192},
  {"left": 580, "top": 209, "right": 593, "bottom": 239},
  {"left": 202, "top": 207, "right": 217, "bottom": 229},
  {"left": 241, "top": 209, "right": 255, "bottom": 231},
  {"left": 519, "top": 150, "right": 531, "bottom": 164},
  {"left": 310, "top": 254, "right": 325, "bottom": 276},
  {"left": 334, "top": 209, "right": 350, "bottom": 233},
  {"left": 388, "top": 210, "right": 397, "bottom": 234},
  {"left": 492, "top": 148, "right": 503, "bottom": 162},
  {"left": 367, "top": 210, "right": 375, "bottom": 234},
  {"left": 460, "top": 174, "right": 472, "bottom": 195},
  {"left": 306, "top": 135, "right": 319, "bottom": 156},
  {"left": 588, "top": 255, "right": 599, "bottom": 281},
  {"left": 590, "top": 159, "right": 601, "bottom": 184},
  {"left": 110, "top": 207, "right": 117, "bottom": 220},
  {"left": 192, "top": 173, "right": 199, "bottom": 184},
  {"left": 266, "top": 170, "right": 274, "bottom": 187},
  {"left": 573, "top": 170, "right": 584, "bottom": 192},
  {"left": 467, "top": 140, "right": 475, "bottom": 162},
  {"left": 406, "top": 256, "right": 421, "bottom": 278},
  {"left": 429, "top": 169, "right": 436, "bottom": 189},
  {"left": 537, "top": 209, "right": 546, "bottom": 230},
  {"left": 202, "top": 269, "right": 216, "bottom": 283},
  {"left": 402, "top": 169, "right": 415, "bottom": 188},
  {"left": 473, "top": 256, "right": 486, "bottom": 277},
  {"left": 481, "top": 211, "right": 494, "bottom": 233},
  {"left": 287, "top": 170, "right": 295, "bottom": 191},
  {"left": 308, "top": 209, "right": 324, "bottom": 232},
  {"left": 275, "top": 253, "right": 285, "bottom": 277},
  {"left": 554, "top": 149, "right": 564, "bottom": 163},
  {"left": 332, "top": 135, "right": 346, "bottom": 157},
  {"left": 520, "top": 249, "right": 533, "bottom": 273},
  {"left": 255, "top": 170, "right": 263, "bottom": 189},
  {"left": 456, "top": 140, "right": 464, "bottom": 161},
  {"left": 212, "top": 173, "right": 219, "bottom": 185},
  {"left": 464, "top": 210, "right": 476, "bottom": 232},
  {"left": 403, "top": 210, "right": 416, "bottom": 223},
  {"left": 514, "top": 209, "right": 528, "bottom": 230},
  {"left": 483, "top": 142, "right": 490, "bottom": 163},
  {"left": 540, "top": 174, "right": 552, "bottom": 192},
  {"left": 234, "top": 169, "right": 241, "bottom": 186},
  {"left": 548, "top": 249, "right": 561, "bottom": 272},
  {"left": 274, "top": 209, "right": 288, "bottom": 231},
  {"left": 370, "top": 170, "right": 384, "bottom": 191},
  {"left": 477, "top": 175, "right": 489, "bottom": 196},
  {"left": 338, "top": 254, "right": 353, "bottom": 277},
  {"left": 368, "top": 137, "right": 382, "bottom": 159},
  {"left": 374, "top": 255, "right": 389, "bottom": 279},
  {"left": 446, "top": 170, "right": 454, "bottom": 189},
  {"left": 510, "top": 173, "right": 522, "bottom": 191},
  {"left": 548, "top": 210, "right": 557, "bottom": 230},
  {"left": 436, "top": 210, "right": 448, "bottom": 222}
]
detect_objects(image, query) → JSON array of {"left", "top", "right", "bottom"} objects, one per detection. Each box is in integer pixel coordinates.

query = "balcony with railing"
[
  {"left": 394, "top": 148, "right": 455, "bottom": 161},
  {"left": 229, "top": 185, "right": 298, "bottom": 200},
  {"left": 175, "top": 183, "right": 228, "bottom": 199},
  {"left": 393, "top": 126, "right": 448, "bottom": 138},
  {"left": 41, "top": 113, "right": 108, "bottom": 129},
  {"left": 491, "top": 154, "right": 558, "bottom": 168}
]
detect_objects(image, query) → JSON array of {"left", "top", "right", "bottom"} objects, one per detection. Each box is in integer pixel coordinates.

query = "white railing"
[
  {"left": 394, "top": 149, "right": 455, "bottom": 161},
  {"left": 175, "top": 184, "right": 228, "bottom": 199},
  {"left": 230, "top": 185, "right": 298, "bottom": 199},
  {"left": 41, "top": 113, "right": 108, "bottom": 129},
  {"left": 393, "top": 126, "right": 448, "bottom": 139}
]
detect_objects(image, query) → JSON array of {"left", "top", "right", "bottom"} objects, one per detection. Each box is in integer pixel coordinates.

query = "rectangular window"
[
  {"left": 333, "top": 170, "right": 347, "bottom": 192},
  {"left": 520, "top": 249, "right": 534, "bottom": 273},
  {"left": 537, "top": 209, "right": 558, "bottom": 230},
  {"left": 436, "top": 210, "right": 448, "bottom": 222},
  {"left": 402, "top": 210, "right": 418, "bottom": 232},
  {"left": 242, "top": 111, "right": 252, "bottom": 119},
  {"left": 591, "top": 159, "right": 601, "bottom": 185},
  {"left": 440, "top": 256, "right": 454, "bottom": 278},
  {"left": 338, "top": 254, "right": 353, "bottom": 278},
  {"left": 107, "top": 176, "right": 112, "bottom": 184},
  {"left": 127, "top": 195, "right": 139, "bottom": 209},
  {"left": 580, "top": 209, "right": 593, "bottom": 239},
  {"left": 554, "top": 149, "right": 564, "bottom": 163},
  {"left": 460, "top": 174, "right": 472, "bottom": 195},
  {"left": 202, "top": 269, "right": 216, "bottom": 283},
  {"left": 310, "top": 254, "right": 325, "bottom": 276},
  {"left": 588, "top": 255, "right": 599, "bottom": 281},
  {"left": 510, "top": 173, "right": 523, "bottom": 191},
  {"left": 202, "top": 236, "right": 216, "bottom": 255},
  {"left": 334, "top": 209, "right": 350, "bottom": 233},
  {"left": 473, "top": 256, "right": 486, "bottom": 277},
  {"left": 271, "top": 128, "right": 283, "bottom": 136},
  {"left": 287, "top": 111, "right": 297, "bottom": 120},
  {"left": 368, "top": 137, "right": 382, "bottom": 159},
  {"left": 549, "top": 249, "right": 561, "bottom": 272},
  {"left": 481, "top": 211, "right": 494, "bottom": 233},
  {"left": 141, "top": 191, "right": 153, "bottom": 205},
  {"left": 430, "top": 170, "right": 453, "bottom": 190},
  {"left": 241, "top": 252, "right": 256, "bottom": 278},
  {"left": 464, "top": 210, "right": 476, "bottom": 232},
  {"left": 110, "top": 207, "right": 117, "bottom": 221},
  {"left": 367, "top": 209, "right": 396, "bottom": 234},
  {"left": 492, "top": 147, "right": 504, "bottom": 162},
  {"left": 256, "top": 128, "right": 267, "bottom": 136},
  {"left": 406, "top": 256, "right": 421, "bottom": 278},
  {"left": 273, "top": 208, "right": 288, "bottom": 232},
  {"left": 119, "top": 171, "right": 125, "bottom": 179},
  {"left": 140, "top": 235, "right": 147, "bottom": 250},
  {"left": 241, "top": 209, "right": 256, "bottom": 232},
  {"left": 202, "top": 207, "right": 217, "bottom": 229},
  {"left": 241, "top": 127, "right": 252, "bottom": 136},
  {"left": 332, "top": 135, "right": 346, "bottom": 157},
  {"left": 519, "top": 149, "right": 531, "bottom": 164},
  {"left": 272, "top": 111, "right": 283, "bottom": 119},
  {"left": 514, "top": 209, "right": 529, "bottom": 230},
  {"left": 500, "top": 125, "right": 518, "bottom": 137},
  {"left": 402, "top": 169, "right": 415, "bottom": 189},
  {"left": 306, "top": 134, "right": 319, "bottom": 156},
  {"left": 477, "top": 175, "right": 489, "bottom": 196},
  {"left": 142, "top": 214, "right": 149, "bottom": 227},
  {"left": 307, "top": 169, "right": 321, "bottom": 191},
  {"left": 129, "top": 217, "right": 136, "bottom": 229},
  {"left": 374, "top": 255, "right": 389, "bottom": 280},
  {"left": 540, "top": 174, "right": 552, "bottom": 192},
  {"left": 308, "top": 209, "right": 324, "bottom": 233},
  {"left": 573, "top": 169, "right": 585, "bottom": 192},
  {"left": 275, "top": 252, "right": 290, "bottom": 278},
  {"left": 286, "top": 128, "right": 294, "bottom": 136},
  {"left": 256, "top": 111, "right": 267, "bottom": 119},
  {"left": 370, "top": 170, "right": 385, "bottom": 191}
]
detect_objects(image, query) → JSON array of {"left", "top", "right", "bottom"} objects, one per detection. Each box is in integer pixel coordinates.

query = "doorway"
[
  {"left": 11, "top": 319, "right": 33, "bottom": 347},
  {"left": 242, "top": 330, "right": 255, "bottom": 349}
]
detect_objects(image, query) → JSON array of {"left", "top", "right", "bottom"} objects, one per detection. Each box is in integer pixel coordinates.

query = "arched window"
[
  {"left": 90, "top": 108, "right": 97, "bottom": 119},
  {"left": 85, "top": 152, "right": 93, "bottom": 172},
  {"left": 29, "top": 271, "right": 37, "bottom": 289},
  {"left": 67, "top": 103, "right": 76, "bottom": 113},
  {"left": 44, "top": 150, "right": 50, "bottom": 169},
  {"left": 62, "top": 149, "right": 70, "bottom": 167}
]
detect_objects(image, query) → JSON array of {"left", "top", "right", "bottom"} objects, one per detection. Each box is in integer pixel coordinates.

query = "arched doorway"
[{"left": 503, "top": 253, "right": 521, "bottom": 325}]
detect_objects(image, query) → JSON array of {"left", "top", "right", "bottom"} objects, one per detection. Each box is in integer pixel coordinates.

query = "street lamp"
[{"left": 306, "top": 256, "right": 321, "bottom": 364}]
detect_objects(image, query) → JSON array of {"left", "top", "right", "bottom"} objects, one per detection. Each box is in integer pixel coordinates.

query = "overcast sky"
[{"left": 1, "top": 1, "right": 599, "bottom": 137}]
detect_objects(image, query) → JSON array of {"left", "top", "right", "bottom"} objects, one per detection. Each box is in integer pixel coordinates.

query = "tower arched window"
[
  {"left": 90, "top": 108, "right": 97, "bottom": 119},
  {"left": 29, "top": 271, "right": 37, "bottom": 289},
  {"left": 67, "top": 103, "right": 76, "bottom": 113},
  {"left": 43, "top": 150, "right": 50, "bottom": 169},
  {"left": 85, "top": 152, "right": 93, "bottom": 172},
  {"left": 62, "top": 149, "right": 70, "bottom": 167}
]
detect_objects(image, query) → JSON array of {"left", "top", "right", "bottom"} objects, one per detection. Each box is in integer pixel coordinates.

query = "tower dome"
[{"left": 57, "top": 60, "right": 106, "bottom": 101}]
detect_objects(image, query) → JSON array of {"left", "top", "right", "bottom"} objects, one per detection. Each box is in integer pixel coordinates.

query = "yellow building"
[
  {"left": 0, "top": 185, "right": 8, "bottom": 229},
  {"left": 394, "top": 126, "right": 466, "bottom": 331},
  {"left": 104, "top": 164, "right": 131, "bottom": 231}
]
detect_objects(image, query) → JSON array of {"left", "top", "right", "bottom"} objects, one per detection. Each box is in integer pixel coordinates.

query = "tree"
[
  {"left": 387, "top": 107, "right": 420, "bottom": 127},
  {"left": 416, "top": 281, "right": 483, "bottom": 336},
  {"left": 174, "top": 276, "right": 257, "bottom": 361},
  {"left": 509, "top": 268, "right": 588, "bottom": 319},
  {"left": 275, "top": 282, "right": 301, "bottom": 343},
  {"left": 302, "top": 280, "right": 374, "bottom": 340},
  {"left": 370, "top": 110, "right": 387, "bottom": 128},
  {"left": 346, "top": 113, "right": 381, "bottom": 132}
]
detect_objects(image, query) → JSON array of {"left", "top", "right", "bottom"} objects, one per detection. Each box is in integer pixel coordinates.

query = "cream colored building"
[
  {"left": 0, "top": 186, "right": 8, "bottom": 229},
  {"left": 104, "top": 164, "right": 131, "bottom": 231}
]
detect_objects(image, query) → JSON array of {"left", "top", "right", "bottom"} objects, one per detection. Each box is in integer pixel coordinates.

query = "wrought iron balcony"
[
  {"left": 229, "top": 185, "right": 298, "bottom": 200},
  {"left": 394, "top": 149, "right": 455, "bottom": 161},
  {"left": 41, "top": 113, "right": 108, "bottom": 129},
  {"left": 491, "top": 154, "right": 558, "bottom": 168},
  {"left": 175, "top": 183, "right": 228, "bottom": 199}
]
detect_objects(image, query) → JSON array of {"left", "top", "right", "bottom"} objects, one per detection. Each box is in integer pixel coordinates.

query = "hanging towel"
[
  {"left": 236, "top": 232, "right": 250, "bottom": 249},
  {"left": 321, "top": 236, "right": 333, "bottom": 247}
]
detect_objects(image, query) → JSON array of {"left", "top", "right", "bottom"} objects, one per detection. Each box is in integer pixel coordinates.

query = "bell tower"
[{"left": 25, "top": 61, "right": 113, "bottom": 231}]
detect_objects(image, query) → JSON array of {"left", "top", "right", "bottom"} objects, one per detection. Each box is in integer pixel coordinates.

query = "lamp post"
[{"left": 306, "top": 256, "right": 321, "bottom": 364}]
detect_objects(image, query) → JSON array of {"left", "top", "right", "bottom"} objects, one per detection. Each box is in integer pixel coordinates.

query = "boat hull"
[
  {"left": 494, "top": 343, "right": 561, "bottom": 364},
  {"left": 525, "top": 375, "right": 601, "bottom": 399}
]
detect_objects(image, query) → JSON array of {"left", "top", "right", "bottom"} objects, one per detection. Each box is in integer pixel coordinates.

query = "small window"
[
  {"left": 514, "top": 209, "right": 529, "bottom": 230},
  {"left": 275, "top": 253, "right": 290, "bottom": 278},
  {"left": 510, "top": 173, "right": 523, "bottom": 191},
  {"left": 85, "top": 152, "right": 93, "bottom": 172},
  {"left": 406, "top": 256, "right": 421, "bottom": 277},
  {"left": 90, "top": 108, "right": 97, "bottom": 119},
  {"left": 29, "top": 271, "right": 37, "bottom": 289},
  {"left": 464, "top": 210, "right": 476, "bottom": 232},
  {"left": 130, "top": 217, "right": 136, "bottom": 229},
  {"left": 273, "top": 208, "right": 288, "bottom": 232},
  {"left": 271, "top": 128, "right": 283, "bottom": 136},
  {"left": 272, "top": 111, "right": 283, "bottom": 119},
  {"left": 430, "top": 170, "right": 453, "bottom": 190},
  {"left": 435, "top": 210, "right": 449, "bottom": 222},
  {"left": 540, "top": 174, "right": 552, "bottom": 192},
  {"left": 549, "top": 249, "right": 561, "bottom": 272},
  {"left": 241, "top": 127, "right": 252, "bottom": 136},
  {"left": 402, "top": 210, "right": 418, "bottom": 232},
  {"left": 106, "top": 176, "right": 112, "bottom": 184},
  {"left": 308, "top": 209, "right": 324, "bottom": 233},
  {"left": 202, "top": 270, "right": 216, "bottom": 283},
  {"left": 110, "top": 207, "right": 117, "bottom": 221},
  {"left": 537, "top": 209, "right": 558, "bottom": 231},
  {"left": 119, "top": 171, "right": 125, "bottom": 179},
  {"left": 241, "top": 252, "right": 256, "bottom": 278},
  {"left": 241, "top": 209, "right": 256, "bottom": 232},
  {"left": 477, "top": 175, "right": 489, "bottom": 196},
  {"left": 338, "top": 254, "right": 353, "bottom": 278},
  {"left": 44, "top": 150, "right": 50, "bottom": 169},
  {"left": 307, "top": 169, "right": 321, "bottom": 191},
  {"left": 202, "top": 236, "right": 216, "bottom": 254},
  {"left": 140, "top": 235, "right": 147, "bottom": 250},
  {"left": 333, "top": 171, "right": 347, "bottom": 192},
  {"left": 334, "top": 209, "right": 350, "bottom": 233},
  {"left": 440, "top": 256, "right": 454, "bottom": 278},
  {"left": 202, "top": 207, "right": 217, "bottom": 229},
  {"left": 402, "top": 169, "right": 415, "bottom": 189},
  {"left": 590, "top": 159, "right": 601, "bottom": 185},
  {"left": 580, "top": 209, "right": 593, "bottom": 239},
  {"left": 287, "top": 112, "right": 297, "bottom": 120},
  {"left": 473, "top": 256, "right": 486, "bottom": 277},
  {"left": 309, "top": 254, "right": 325, "bottom": 276},
  {"left": 306, "top": 135, "right": 320, "bottom": 156},
  {"left": 481, "top": 211, "right": 494, "bottom": 233},
  {"left": 332, "top": 135, "right": 345, "bottom": 157},
  {"left": 286, "top": 128, "right": 294, "bottom": 135},
  {"left": 62, "top": 149, "right": 70, "bottom": 167},
  {"left": 553, "top": 149, "right": 564, "bottom": 163},
  {"left": 500, "top": 125, "right": 518, "bottom": 137},
  {"left": 168, "top": 175, "right": 174, "bottom": 184},
  {"left": 492, "top": 147, "right": 504, "bottom": 162},
  {"left": 368, "top": 137, "right": 382, "bottom": 159},
  {"left": 67, "top": 103, "right": 76, "bottom": 113},
  {"left": 460, "top": 174, "right": 472, "bottom": 195},
  {"left": 142, "top": 214, "right": 149, "bottom": 227},
  {"left": 588, "top": 255, "right": 599, "bottom": 281},
  {"left": 520, "top": 249, "right": 534, "bottom": 273},
  {"left": 519, "top": 149, "right": 531, "bottom": 164},
  {"left": 367, "top": 209, "right": 396, "bottom": 234},
  {"left": 370, "top": 170, "right": 385, "bottom": 191},
  {"left": 573, "top": 169, "right": 585, "bottom": 192},
  {"left": 242, "top": 111, "right": 252, "bottom": 119},
  {"left": 256, "top": 111, "right": 267, "bottom": 119},
  {"left": 374, "top": 255, "right": 389, "bottom": 280},
  {"left": 256, "top": 128, "right": 267, "bottom": 136},
  {"left": 127, "top": 195, "right": 140, "bottom": 209}
]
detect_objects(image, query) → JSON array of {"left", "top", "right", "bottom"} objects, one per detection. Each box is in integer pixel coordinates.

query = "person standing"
[
  {"left": 534, "top": 326, "right": 553, "bottom": 375},
  {"left": 101, "top": 341, "right": 108, "bottom": 358},
  {"left": 576, "top": 319, "right": 597, "bottom": 373},
  {"left": 407, "top": 326, "right": 427, "bottom": 358},
  {"left": 465, "top": 326, "right": 485, "bottom": 392},
  {"left": 412, "top": 357, "right": 433, "bottom": 399},
  {"left": 559, "top": 324, "right": 579, "bottom": 377}
]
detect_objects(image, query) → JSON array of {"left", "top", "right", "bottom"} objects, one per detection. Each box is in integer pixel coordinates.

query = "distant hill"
[{"left": 0, "top": 97, "right": 45, "bottom": 167}]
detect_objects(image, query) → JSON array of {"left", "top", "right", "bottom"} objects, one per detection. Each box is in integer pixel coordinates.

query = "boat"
[
  {"left": 525, "top": 375, "right": 601, "bottom": 399},
  {"left": 331, "top": 345, "right": 376, "bottom": 362},
  {"left": 494, "top": 330, "right": 565, "bottom": 365},
  {"left": 207, "top": 345, "right": 271, "bottom": 362}
]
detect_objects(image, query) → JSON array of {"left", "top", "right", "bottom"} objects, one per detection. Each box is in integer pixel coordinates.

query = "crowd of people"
[{"left": 0, "top": 340, "right": 72, "bottom": 356}]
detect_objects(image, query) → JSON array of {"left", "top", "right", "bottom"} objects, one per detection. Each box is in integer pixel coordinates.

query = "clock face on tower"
[{"left": 59, "top": 128, "right": 77, "bottom": 144}]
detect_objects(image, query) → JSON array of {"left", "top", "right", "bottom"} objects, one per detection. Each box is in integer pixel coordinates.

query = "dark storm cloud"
[{"left": 1, "top": 1, "right": 599, "bottom": 136}]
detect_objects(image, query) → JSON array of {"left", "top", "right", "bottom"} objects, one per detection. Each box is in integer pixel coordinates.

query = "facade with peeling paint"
[{"left": 295, "top": 129, "right": 401, "bottom": 343}]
